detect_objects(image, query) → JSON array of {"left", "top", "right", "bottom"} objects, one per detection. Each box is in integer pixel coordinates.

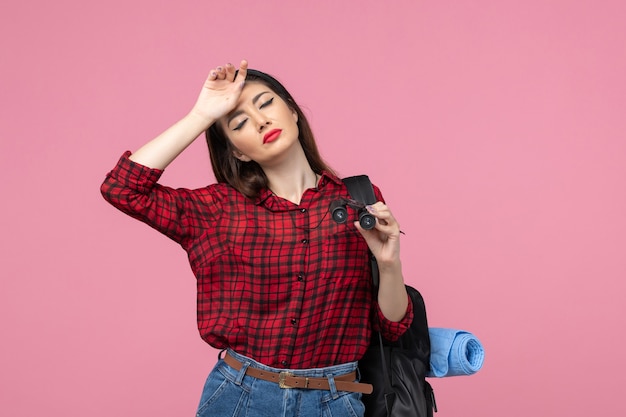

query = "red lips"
[{"left": 263, "top": 129, "right": 282, "bottom": 144}]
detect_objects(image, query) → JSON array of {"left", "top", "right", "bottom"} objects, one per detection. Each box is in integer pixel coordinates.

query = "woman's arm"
[
  {"left": 129, "top": 60, "right": 248, "bottom": 169},
  {"left": 355, "top": 202, "right": 409, "bottom": 322}
]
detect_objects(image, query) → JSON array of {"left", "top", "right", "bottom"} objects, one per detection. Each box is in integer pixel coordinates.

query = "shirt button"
[
  {"left": 301, "top": 238, "right": 308, "bottom": 244},
  {"left": 291, "top": 319, "right": 297, "bottom": 325},
  {"left": 300, "top": 208, "right": 307, "bottom": 213},
  {"left": 297, "top": 274, "right": 304, "bottom": 282},
  {"left": 281, "top": 360, "right": 289, "bottom": 367}
]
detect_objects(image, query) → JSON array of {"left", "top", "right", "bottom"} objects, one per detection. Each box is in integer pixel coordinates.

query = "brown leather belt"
[{"left": 223, "top": 352, "right": 373, "bottom": 394}]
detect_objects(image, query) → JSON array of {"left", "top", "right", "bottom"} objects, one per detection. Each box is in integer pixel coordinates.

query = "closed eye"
[
  {"left": 232, "top": 119, "right": 248, "bottom": 131},
  {"left": 259, "top": 97, "right": 274, "bottom": 109}
]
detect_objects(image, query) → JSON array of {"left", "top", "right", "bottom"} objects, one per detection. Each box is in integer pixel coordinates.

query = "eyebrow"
[{"left": 226, "top": 91, "right": 271, "bottom": 126}]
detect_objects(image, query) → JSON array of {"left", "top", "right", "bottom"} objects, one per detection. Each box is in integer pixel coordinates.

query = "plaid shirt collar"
[{"left": 255, "top": 170, "right": 343, "bottom": 210}]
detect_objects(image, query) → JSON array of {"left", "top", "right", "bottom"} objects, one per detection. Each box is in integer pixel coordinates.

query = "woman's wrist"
[
  {"left": 184, "top": 110, "right": 217, "bottom": 133},
  {"left": 376, "top": 258, "right": 402, "bottom": 275}
]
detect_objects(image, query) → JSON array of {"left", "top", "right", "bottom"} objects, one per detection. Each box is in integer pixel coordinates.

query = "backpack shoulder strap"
[
  {"left": 342, "top": 175, "right": 380, "bottom": 286},
  {"left": 342, "top": 175, "right": 378, "bottom": 205}
]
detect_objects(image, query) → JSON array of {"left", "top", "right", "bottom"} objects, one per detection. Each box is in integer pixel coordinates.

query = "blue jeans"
[{"left": 196, "top": 349, "right": 365, "bottom": 417}]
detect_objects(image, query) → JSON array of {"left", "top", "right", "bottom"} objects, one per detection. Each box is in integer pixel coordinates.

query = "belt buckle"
[{"left": 278, "top": 371, "right": 294, "bottom": 389}]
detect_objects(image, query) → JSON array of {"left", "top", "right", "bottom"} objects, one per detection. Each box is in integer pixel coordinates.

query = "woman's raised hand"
[
  {"left": 190, "top": 60, "right": 249, "bottom": 125},
  {"left": 126, "top": 60, "right": 248, "bottom": 169}
]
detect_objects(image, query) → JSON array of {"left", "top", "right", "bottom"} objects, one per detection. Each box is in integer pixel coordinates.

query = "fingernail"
[
  {"left": 366, "top": 205, "right": 377, "bottom": 214},
  {"left": 239, "top": 81, "right": 245, "bottom": 89}
]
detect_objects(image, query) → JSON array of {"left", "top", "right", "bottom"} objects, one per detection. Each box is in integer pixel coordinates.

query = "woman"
[{"left": 101, "top": 60, "right": 413, "bottom": 417}]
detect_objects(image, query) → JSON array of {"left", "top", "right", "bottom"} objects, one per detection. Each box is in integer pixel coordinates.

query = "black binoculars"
[{"left": 329, "top": 198, "right": 377, "bottom": 230}]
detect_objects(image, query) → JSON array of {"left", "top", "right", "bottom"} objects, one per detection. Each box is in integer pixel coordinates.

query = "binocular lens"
[
  {"left": 330, "top": 203, "right": 348, "bottom": 224},
  {"left": 358, "top": 211, "right": 376, "bottom": 230}
]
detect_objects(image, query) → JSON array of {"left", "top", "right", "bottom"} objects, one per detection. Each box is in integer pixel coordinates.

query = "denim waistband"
[{"left": 223, "top": 349, "right": 358, "bottom": 378}]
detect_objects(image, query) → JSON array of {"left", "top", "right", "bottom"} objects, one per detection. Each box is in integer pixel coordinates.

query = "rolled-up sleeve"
[
  {"left": 373, "top": 293, "right": 414, "bottom": 342},
  {"left": 101, "top": 151, "right": 194, "bottom": 243}
]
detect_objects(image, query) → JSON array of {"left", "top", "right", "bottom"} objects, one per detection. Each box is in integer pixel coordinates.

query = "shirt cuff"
[
  {"left": 107, "top": 151, "right": 164, "bottom": 194},
  {"left": 374, "top": 293, "right": 414, "bottom": 342}
]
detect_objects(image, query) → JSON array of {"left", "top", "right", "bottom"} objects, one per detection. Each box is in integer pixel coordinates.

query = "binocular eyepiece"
[{"left": 329, "top": 199, "right": 376, "bottom": 230}]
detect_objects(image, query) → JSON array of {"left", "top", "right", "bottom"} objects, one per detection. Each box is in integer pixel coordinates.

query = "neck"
[{"left": 265, "top": 165, "right": 319, "bottom": 205}]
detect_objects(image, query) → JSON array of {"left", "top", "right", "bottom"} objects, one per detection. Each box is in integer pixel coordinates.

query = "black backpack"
[{"left": 342, "top": 176, "right": 436, "bottom": 417}]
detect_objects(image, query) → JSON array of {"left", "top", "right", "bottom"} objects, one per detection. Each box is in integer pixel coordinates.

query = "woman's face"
[{"left": 219, "top": 82, "right": 300, "bottom": 166}]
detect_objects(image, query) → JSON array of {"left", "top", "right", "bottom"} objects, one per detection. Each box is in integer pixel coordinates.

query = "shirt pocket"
[{"left": 320, "top": 229, "right": 370, "bottom": 285}]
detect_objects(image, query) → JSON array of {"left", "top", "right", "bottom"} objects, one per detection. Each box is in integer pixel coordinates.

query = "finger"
[
  {"left": 366, "top": 203, "right": 396, "bottom": 224},
  {"left": 225, "top": 62, "right": 236, "bottom": 82},
  {"left": 365, "top": 206, "right": 401, "bottom": 237},
  {"left": 234, "top": 59, "right": 248, "bottom": 88},
  {"left": 215, "top": 66, "right": 227, "bottom": 80}
]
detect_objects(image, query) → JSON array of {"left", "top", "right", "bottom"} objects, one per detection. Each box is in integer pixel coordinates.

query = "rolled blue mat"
[{"left": 427, "top": 328, "right": 485, "bottom": 377}]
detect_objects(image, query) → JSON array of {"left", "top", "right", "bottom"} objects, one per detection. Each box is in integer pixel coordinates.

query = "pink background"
[{"left": 2, "top": 0, "right": 625, "bottom": 415}]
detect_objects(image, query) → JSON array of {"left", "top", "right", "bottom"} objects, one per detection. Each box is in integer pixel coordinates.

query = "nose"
[{"left": 251, "top": 111, "right": 271, "bottom": 131}]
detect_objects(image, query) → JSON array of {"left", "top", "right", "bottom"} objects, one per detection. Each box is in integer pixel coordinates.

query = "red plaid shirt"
[{"left": 101, "top": 152, "right": 412, "bottom": 369}]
